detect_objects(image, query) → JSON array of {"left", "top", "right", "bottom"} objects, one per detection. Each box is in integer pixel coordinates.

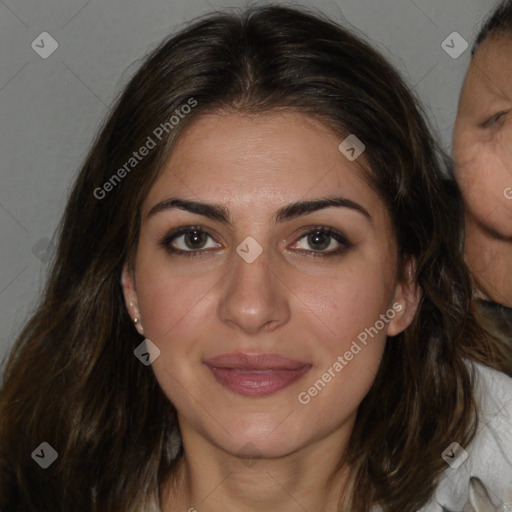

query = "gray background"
[{"left": 0, "top": 0, "right": 499, "bottom": 368}]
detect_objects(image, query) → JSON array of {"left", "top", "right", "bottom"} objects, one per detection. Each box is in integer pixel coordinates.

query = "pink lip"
[{"left": 203, "top": 353, "right": 311, "bottom": 396}]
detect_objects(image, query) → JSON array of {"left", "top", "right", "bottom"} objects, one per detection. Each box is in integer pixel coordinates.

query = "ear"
[
  {"left": 121, "top": 262, "right": 144, "bottom": 336},
  {"left": 386, "top": 257, "right": 422, "bottom": 337}
]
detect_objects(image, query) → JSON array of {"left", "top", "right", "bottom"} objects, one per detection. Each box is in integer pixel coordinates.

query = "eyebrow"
[{"left": 147, "top": 196, "right": 372, "bottom": 224}]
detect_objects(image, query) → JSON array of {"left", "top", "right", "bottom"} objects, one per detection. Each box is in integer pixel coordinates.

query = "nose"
[{"left": 217, "top": 246, "right": 291, "bottom": 335}]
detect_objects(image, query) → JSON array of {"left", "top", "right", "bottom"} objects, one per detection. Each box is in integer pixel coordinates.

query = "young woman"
[
  {"left": 1, "top": 5, "right": 511, "bottom": 512},
  {"left": 453, "top": 0, "right": 512, "bottom": 345}
]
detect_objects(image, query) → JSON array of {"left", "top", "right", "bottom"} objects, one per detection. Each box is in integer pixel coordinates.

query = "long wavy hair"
[{"left": 1, "top": 5, "right": 510, "bottom": 511}]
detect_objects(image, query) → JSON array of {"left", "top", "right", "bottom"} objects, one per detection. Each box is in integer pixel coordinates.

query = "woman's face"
[
  {"left": 453, "top": 35, "right": 512, "bottom": 240},
  {"left": 122, "top": 111, "right": 418, "bottom": 459}
]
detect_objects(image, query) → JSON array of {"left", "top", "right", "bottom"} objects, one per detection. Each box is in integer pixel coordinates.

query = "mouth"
[{"left": 203, "top": 353, "right": 311, "bottom": 396}]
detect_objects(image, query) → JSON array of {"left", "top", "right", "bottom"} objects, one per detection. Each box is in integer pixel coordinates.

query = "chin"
[{"left": 216, "top": 418, "right": 306, "bottom": 459}]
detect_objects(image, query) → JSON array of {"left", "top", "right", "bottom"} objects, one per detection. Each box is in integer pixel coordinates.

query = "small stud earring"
[{"left": 133, "top": 317, "right": 144, "bottom": 335}]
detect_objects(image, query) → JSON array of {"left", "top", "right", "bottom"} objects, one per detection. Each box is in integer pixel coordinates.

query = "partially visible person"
[{"left": 453, "top": 0, "right": 512, "bottom": 352}]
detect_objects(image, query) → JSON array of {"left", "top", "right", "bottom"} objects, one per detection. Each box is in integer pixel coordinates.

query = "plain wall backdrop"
[{"left": 0, "top": 0, "right": 499, "bottom": 366}]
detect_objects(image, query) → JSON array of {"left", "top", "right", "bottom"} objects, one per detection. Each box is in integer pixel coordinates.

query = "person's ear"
[
  {"left": 386, "top": 257, "right": 422, "bottom": 337},
  {"left": 121, "top": 262, "right": 145, "bottom": 336}
]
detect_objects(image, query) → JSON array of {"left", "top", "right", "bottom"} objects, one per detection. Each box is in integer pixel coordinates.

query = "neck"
[{"left": 161, "top": 417, "right": 353, "bottom": 512}]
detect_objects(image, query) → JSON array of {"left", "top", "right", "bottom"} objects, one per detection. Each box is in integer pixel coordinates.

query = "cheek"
[
  {"left": 455, "top": 133, "right": 512, "bottom": 234},
  {"left": 132, "top": 232, "right": 220, "bottom": 339},
  {"left": 295, "top": 278, "right": 388, "bottom": 431},
  {"left": 293, "top": 252, "right": 395, "bottom": 358},
  {"left": 136, "top": 270, "right": 218, "bottom": 349},
  {"left": 135, "top": 269, "right": 219, "bottom": 412},
  {"left": 304, "top": 278, "right": 388, "bottom": 338}
]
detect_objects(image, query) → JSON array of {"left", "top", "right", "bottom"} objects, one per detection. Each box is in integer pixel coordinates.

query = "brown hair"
[{"left": 1, "top": 5, "right": 509, "bottom": 511}]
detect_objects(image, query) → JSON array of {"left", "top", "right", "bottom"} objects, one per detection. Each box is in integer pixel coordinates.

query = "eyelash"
[{"left": 159, "top": 225, "right": 352, "bottom": 259}]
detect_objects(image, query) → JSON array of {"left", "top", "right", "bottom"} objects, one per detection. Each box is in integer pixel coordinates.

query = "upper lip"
[{"left": 204, "top": 353, "right": 310, "bottom": 371}]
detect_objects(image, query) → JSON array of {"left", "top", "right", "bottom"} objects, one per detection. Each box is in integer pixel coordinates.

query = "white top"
[{"left": 418, "top": 362, "right": 512, "bottom": 512}]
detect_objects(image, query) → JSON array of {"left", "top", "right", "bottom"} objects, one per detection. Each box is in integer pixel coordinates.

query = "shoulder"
[{"left": 418, "top": 362, "right": 512, "bottom": 512}]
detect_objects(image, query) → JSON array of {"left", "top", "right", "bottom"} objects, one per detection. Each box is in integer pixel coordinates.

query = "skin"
[
  {"left": 453, "top": 35, "right": 512, "bottom": 307},
  {"left": 121, "top": 111, "right": 420, "bottom": 511}
]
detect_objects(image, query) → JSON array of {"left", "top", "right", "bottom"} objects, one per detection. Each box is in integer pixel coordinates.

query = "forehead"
[
  {"left": 143, "top": 111, "right": 381, "bottom": 215},
  {"left": 166, "top": 110, "right": 344, "bottom": 173},
  {"left": 462, "top": 34, "right": 512, "bottom": 102}
]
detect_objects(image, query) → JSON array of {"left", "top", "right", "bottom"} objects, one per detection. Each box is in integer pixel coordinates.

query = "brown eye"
[
  {"left": 160, "top": 226, "right": 221, "bottom": 257},
  {"left": 307, "top": 231, "right": 331, "bottom": 250},
  {"left": 181, "top": 230, "right": 209, "bottom": 249},
  {"left": 290, "top": 227, "right": 352, "bottom": 258}
]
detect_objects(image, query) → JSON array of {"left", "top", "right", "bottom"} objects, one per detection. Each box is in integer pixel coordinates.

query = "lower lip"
[{"left": 205, "top": 365, "right": 311, "bottom": 396}]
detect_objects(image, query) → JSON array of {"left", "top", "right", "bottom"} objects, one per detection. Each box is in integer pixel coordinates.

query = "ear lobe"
[
  {"left": 121, "top": 263, "right": 141, "bottom": 322},
  {"left": 386, "top": 257, "right": 422, "bottom": 337}
]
